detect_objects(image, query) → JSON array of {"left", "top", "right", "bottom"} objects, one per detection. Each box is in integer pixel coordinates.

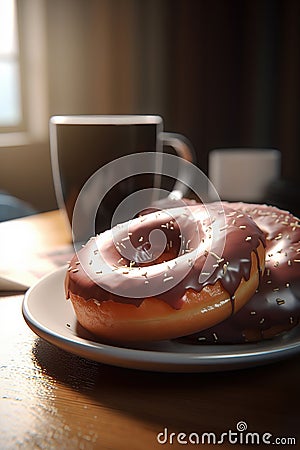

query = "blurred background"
[{"left": 0, "top": 0, "right": 299, "bottom": 220}]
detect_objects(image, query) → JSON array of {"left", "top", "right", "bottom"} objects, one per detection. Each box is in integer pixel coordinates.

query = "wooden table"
[{"left": 0, "top": 211, "right": 299, "bottom": 449}]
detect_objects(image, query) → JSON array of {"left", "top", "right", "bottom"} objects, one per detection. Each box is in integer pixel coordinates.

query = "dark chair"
[{"left": 0, "top": 191, "right": 36, "bottom": 222}]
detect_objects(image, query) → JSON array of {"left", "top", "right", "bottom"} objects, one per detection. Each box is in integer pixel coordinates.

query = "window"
[
  {"left": 0, "top": 0, "right": 48, "bottom": 146},
  {"left": 0, "top": 0, "right": 22, "bottom": 129}
]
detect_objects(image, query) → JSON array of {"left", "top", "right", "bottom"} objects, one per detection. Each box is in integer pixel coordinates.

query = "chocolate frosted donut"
[
  {"left": 180, "top": 203, "right": 300, "bottom": 344},
  {"left": 65, "top": 203, "right": 265, "bottom": 343}
]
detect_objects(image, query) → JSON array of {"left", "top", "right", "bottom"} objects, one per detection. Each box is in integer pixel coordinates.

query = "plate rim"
[{"left": 22, "top": 266, "right": 300, "bottom": 372}]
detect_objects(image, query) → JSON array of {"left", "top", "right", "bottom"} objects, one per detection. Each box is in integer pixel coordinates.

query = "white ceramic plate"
[{"left": 22, "top": 267, "right": 300, "bottom": 372}]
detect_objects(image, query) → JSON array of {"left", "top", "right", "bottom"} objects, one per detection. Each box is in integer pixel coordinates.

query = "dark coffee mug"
[{"left": 50, "top": 115, "right": 195, "bottom": 239}]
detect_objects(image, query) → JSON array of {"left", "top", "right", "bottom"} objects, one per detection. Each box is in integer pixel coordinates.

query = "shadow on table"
[{"left": 31, "top": 336, "right": 299, "bottom": 437}]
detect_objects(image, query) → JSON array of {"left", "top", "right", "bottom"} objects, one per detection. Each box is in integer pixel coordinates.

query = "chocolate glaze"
[
  {"left": 66, "top": 202, "right": 265, "bottom": 312},
  {"left": 179, "top": 203, "right": 300, "bottom": 343}
]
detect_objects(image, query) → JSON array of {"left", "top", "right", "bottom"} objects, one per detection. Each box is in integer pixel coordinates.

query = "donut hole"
[
  {"left": 126, "top": 222, "right": 202, "bottom": 267},
  {"left": 134, "top": 241, "right": 179, "bottom": 267}
]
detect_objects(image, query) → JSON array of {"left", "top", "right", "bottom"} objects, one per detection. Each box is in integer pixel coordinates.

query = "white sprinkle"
[
  {"left": 239, "top": 225, "right": 246, "bottom": 229},
  {"left": 245, "top": 236, "right": 252, "bottom": 241},
  {"left": 210, "top": 251, "right": 222, "bottom": 260},
  {"left": 276, "top": 298, "right": 285, "bottom": 305},
  {"left": 120, "top": 242, "right": 126, "bottom": 249},
  {"left": 138, "top": 236, "right": 144, "bottom": 242},
  {"left": 219, "top": 224, "right": 228, "bottom": 232},
  {"left": 121, "top": 236, "right": 130, "bottom": 242},
  {"left": 93, "top": 300, "right": 100, "bottom": 306},
  {"left": 163, "top": 276, "right": 174, "bottom": 282},
  {"left": 72, "top": 269, "right": 79, "bottom": 273}
]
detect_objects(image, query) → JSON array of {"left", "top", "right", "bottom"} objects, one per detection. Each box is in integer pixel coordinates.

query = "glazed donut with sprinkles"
[
  {"left": 180, "top": 203, "right": 300, "bottom": 344},
  {"left": 65, "top": 202, "right": 265, "bottom": 343}
]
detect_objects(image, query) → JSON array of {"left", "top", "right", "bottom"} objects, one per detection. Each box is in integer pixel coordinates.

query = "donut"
[
  {"left": 65, "top": 202, "right": 265, "bottom": 343},
  {"left": 180, "top": 203, "right": 300, "bottom": 344}
]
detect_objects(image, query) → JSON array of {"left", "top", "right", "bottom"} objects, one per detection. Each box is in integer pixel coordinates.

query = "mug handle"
[{"left": 160, "top": 132, "right": 196, "bottom": 200}]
